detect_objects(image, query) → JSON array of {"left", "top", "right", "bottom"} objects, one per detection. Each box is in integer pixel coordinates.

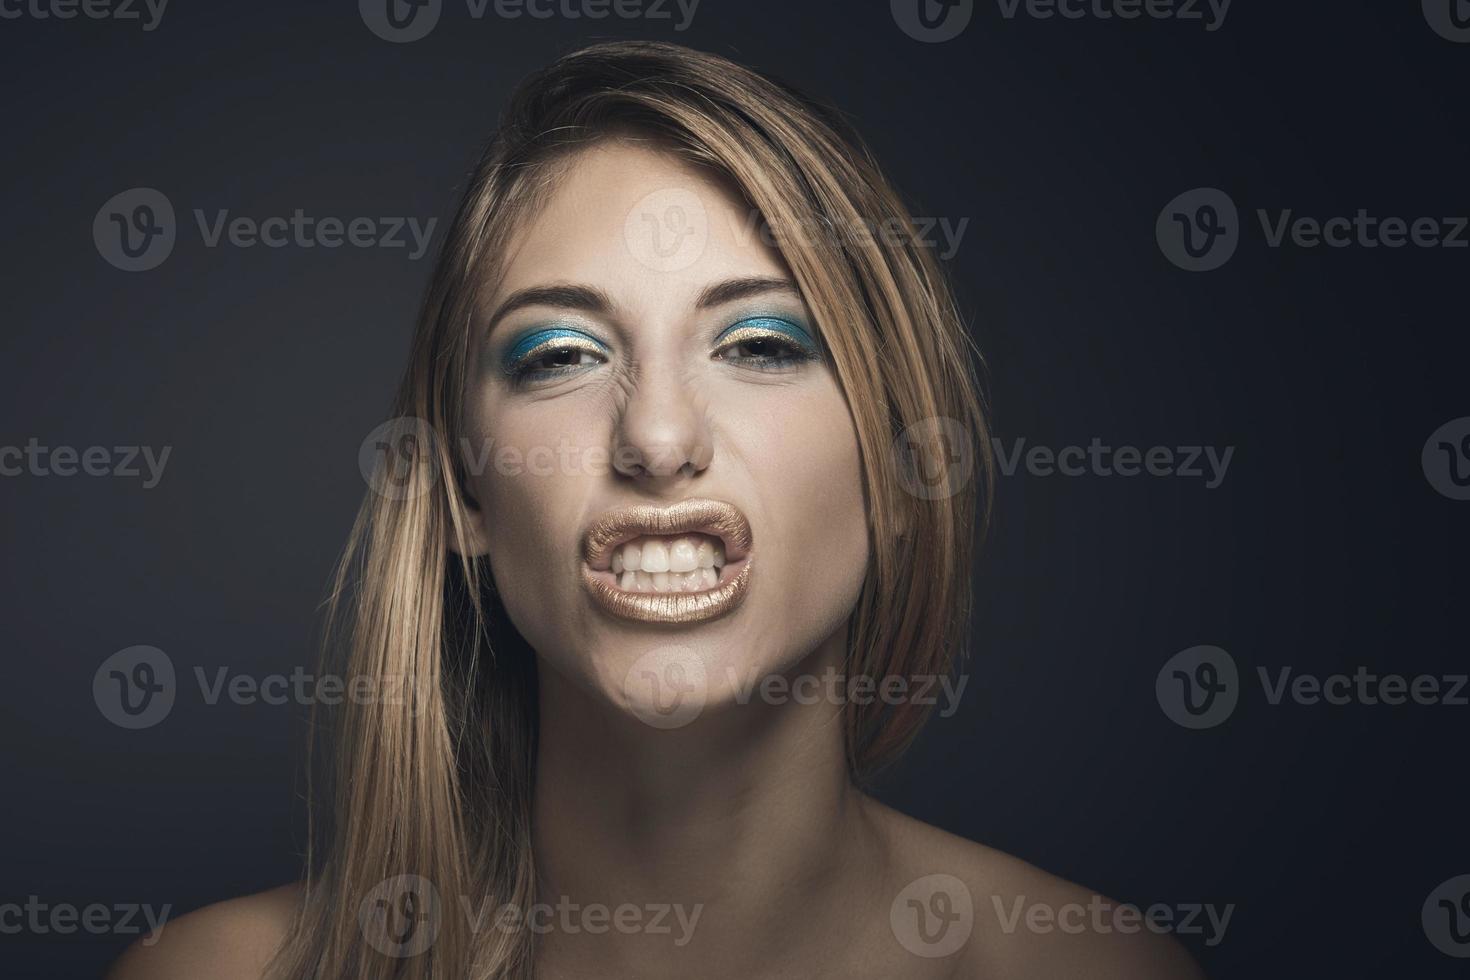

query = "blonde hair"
[{"left": 273, "top": 39, "right": 992, "bottom": 979}]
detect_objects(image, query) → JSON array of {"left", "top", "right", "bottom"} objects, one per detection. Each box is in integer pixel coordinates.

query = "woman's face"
[{"left": 461, "top": 141, "right": 869, "bottom": 724}]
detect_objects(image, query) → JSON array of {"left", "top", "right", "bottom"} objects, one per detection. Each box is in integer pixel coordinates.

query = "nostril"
[
  {"left": 612, "top": 382, "right": 713, "bottom": 479},
  {"left": 611, "top": 444, "right": 648, "bottom": 478},
  {"left": 613, "top": 442, "right": 708, "bottom": 479}
]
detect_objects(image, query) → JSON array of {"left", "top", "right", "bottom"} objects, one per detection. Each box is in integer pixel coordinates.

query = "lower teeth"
[{"left": 618, "top": 567, "right": 720, "bottom": 593}]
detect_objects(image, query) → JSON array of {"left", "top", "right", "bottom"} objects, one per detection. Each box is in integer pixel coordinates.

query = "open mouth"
[{"left": 580, "top": 498, "right": 753, "bottom": 624}]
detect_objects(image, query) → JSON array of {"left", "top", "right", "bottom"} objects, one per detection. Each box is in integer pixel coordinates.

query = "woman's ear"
[{"left": 447, "top": 485, "right": 493, "bottom": 557}]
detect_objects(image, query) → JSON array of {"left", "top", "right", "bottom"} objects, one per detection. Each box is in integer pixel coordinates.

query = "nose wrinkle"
[{"left": 611, "top": 362, "right": 714, "bottom": 479}]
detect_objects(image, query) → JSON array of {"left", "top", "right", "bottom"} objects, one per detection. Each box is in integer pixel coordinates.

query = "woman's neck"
[{"left": 529, "top": 629, "right": 888, "bottom": 975}]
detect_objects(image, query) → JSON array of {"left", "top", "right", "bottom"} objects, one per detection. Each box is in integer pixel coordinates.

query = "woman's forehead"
[{"left": 488, "top": 141, "right": 790, "bottom": 316}]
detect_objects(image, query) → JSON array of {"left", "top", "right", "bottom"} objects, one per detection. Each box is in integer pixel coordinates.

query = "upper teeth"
[{"left": 609, "top": 534, "right": 726, "bottom": 591}]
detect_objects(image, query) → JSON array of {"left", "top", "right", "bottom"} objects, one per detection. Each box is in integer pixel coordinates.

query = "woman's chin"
[{"left": 544, "top": 631, "right": 798, "bottom": 733}]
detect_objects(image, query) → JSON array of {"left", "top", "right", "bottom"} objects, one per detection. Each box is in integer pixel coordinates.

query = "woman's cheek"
[
  {"left": 736, "top": 384, "right": 870, "bottom": 639},
  {"left": 465, "top": 405, "right": 588, "bottom": 629}
]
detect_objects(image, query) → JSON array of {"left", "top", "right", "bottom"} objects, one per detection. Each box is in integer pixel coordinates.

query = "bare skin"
[
  {"left": 109, "top": 806, "right": 1203, "bottom": 980},
  {"left": 110, "top": 143, "right": 1204, "bottom": 979},
  {"left": 110, "top": 629, "right": 1202, "bottom": 978}
]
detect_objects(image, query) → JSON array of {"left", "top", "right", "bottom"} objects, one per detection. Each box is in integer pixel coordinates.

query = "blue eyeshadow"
[
  {"left": 501, "top": 326, "right": 606, "bottom": 374},
  {"left": 716, "top": 316, "right": 819, "bottom": 352}
]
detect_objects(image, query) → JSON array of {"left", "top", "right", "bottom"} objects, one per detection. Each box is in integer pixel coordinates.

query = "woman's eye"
[
  {"left": 719, "top": 336, "right": 805, "bottom": 362},
  {"left": 713, "top": 319, "right": 821, "bottom": 371},
  {"left": 523, "top": 347, "right": 601, "bottom": 373},
  {"left": 502, "top": 329, "right": 608, "bottom": 384}
]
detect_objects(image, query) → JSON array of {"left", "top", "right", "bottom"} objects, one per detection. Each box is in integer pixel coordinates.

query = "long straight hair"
[{"left": 272, "top": 40, "right": 992, "bottom": 979}]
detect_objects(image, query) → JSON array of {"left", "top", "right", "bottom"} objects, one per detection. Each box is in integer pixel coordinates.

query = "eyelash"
[
  {"left": 502, "top": 329, "right": 609, "bottom": 385},
  {"left": 502, "top": 318, "right": 820, "bottom": 384},
  {"left": 711, "top": 320, "right": 821, "bottom": 372}
]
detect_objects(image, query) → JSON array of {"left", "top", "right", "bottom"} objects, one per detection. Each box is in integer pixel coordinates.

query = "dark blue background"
[{"left": 1, "top": 2, "right": 1465, "bottom": 975}]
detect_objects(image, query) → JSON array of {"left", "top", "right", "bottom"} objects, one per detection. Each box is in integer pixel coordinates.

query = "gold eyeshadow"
[
  {"left": 713, "top": 316, "right": 822, "bottom": 365},
  {"left": 501, "top": 326, "right": 609, "bottom": 377}
]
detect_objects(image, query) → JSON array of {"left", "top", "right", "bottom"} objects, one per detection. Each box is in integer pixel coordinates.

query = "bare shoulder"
[
  {"left": 106, "top": 883, "right": 302, "bottom": 980},
  {"left": 865, "top": 799, "right": 1207, "bottom": 980}
]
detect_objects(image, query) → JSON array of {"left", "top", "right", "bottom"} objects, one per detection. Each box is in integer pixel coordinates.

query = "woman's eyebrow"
[
  {"left": 484, "top": 284, "right": 613, "bottom": 338},
  {"left": 483, "top": 276, "right": 801, "bottom": 338},
  {"left": 696, "top": 276, "right": 800, "bottom": 309}
]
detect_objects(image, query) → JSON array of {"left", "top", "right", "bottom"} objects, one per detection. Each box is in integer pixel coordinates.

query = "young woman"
[{"left": 112, "top": 41, "right": 1202, "bottom": 980}]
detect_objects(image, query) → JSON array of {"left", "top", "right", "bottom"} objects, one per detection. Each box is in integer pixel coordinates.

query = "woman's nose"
[{"left": 612, "top": 362, "right": 712, "bottom": 482}]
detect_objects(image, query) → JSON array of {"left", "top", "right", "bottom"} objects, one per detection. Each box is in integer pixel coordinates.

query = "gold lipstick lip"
[
  {"left": 581, "top": 498, "right": 753, "bottom": 572},
  {"left": 579, "top": 498, "right": 755, "bottom": 624},
  {"left": 580, "top": 554, "right": 753, "bottom": 625}
]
